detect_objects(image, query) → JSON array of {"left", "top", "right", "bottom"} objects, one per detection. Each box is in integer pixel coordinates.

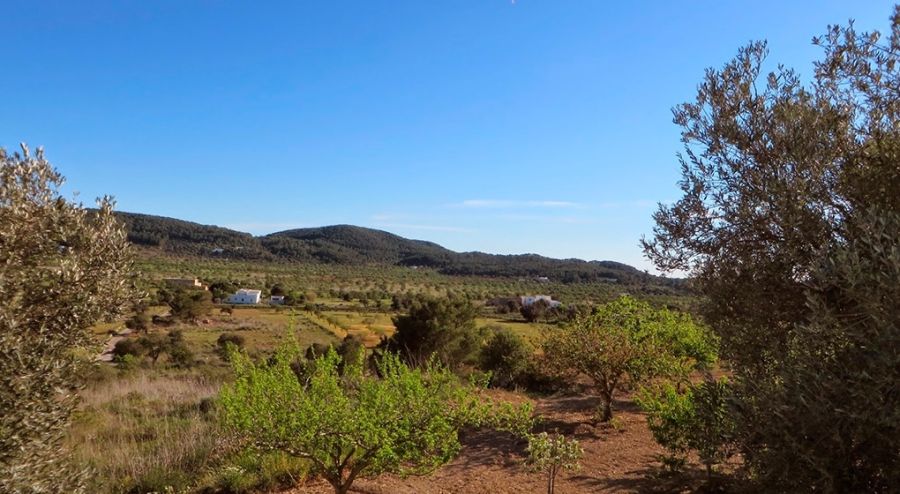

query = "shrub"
[
  {"left": 124, "top": 303, "right": 152, "bottom": 333},
  {"left": 520, "top": 299, "right": 550, "bottom": 322},
  {"left": 479, "top": 328, "right": 532, "bottom": 389},
  {"left": 638, "top": 379, "right": 735, "bottom": 477},
  {"left": 217, "top": 333, "right": 246, "bottom": 360},
  {"left": 384, "top": 295, "right": 483, "bottom": 368},
  {"left": 168, "top": 342, "right": 195, "bottom": 369},
  {"left": 745, "top": 210, "right": 900, "bottom": 491},
  {"left": 113, "top": 338, "right": 145, "bottom": 360}
]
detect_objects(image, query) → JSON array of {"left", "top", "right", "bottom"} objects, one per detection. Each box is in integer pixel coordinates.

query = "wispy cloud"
[
  {"left": 375, "top": 222, "right": 474, "bottom": 233},
  {"left": 495, "top": 213, "right": 598, "bottom": 225},
  {"left": 454, "top": 199, "right": 581, "bottom": 209},
  {"left": 596, "top": 199, "right": 658, "bottom": 209}
]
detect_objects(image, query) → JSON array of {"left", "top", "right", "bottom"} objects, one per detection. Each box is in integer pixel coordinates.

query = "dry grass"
[{"left": 70, "top": 371, "right": 227, "bottom": 493}]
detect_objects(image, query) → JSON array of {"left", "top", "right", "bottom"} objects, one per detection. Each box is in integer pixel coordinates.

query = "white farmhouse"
[
  {"left": 520, "top": 295, "right": 562, "bottom": 308},
  {"left": 227, "top": 289, "right": 262, "bottom": 305}
]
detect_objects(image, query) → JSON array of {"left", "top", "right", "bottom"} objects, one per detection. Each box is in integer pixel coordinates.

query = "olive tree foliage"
[
  {"left": 220, "top": 344, "right": 534, "bottom": 494},
  {"left": 0, "top": 145, "right": 135, "bottom": 492},
  {"left": 748, "top": 210, "right": 900, "bottom": 491},
  {"left": 642, "top": 7, "right": 900, "bottom": 490},
  {"left": 643, "top": 9, "right": 900, "bottom": 376},
  {"left": 544, "top": 296, "right": 716, "bottom": 422}
]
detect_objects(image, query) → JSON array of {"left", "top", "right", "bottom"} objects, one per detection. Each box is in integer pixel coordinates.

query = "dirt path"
[
  {"left": 96, "top": 327, "right": 131, "bottom": 362},
  {"left": 286, "top": 391, "right": 718, "bottom": 494}
]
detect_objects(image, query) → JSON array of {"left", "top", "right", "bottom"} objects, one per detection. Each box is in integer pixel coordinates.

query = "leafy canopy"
[
  {"left": 642, "top": 6, "right": 900, "bottom": 490},
  {"left": 384, "top": 295, "right": 483, "bottom": 368},
  {"left": 220, "top": 343, "right": 533, "bottom": 494},
  {"left": 544, "top": 296, "right": 716, "bottom": 421}
]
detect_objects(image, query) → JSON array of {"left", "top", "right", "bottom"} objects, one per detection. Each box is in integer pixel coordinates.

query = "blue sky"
[{"left": 2, "top": 1, "right": 895, "bottom": 272}]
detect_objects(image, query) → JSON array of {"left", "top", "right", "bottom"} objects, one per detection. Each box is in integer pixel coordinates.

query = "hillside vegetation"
[{"left": 118, "top": 211, "right": 680, "bottom": 286}]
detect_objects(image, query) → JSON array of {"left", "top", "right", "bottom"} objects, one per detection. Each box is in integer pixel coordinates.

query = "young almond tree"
[
  {"left": 220, "top": 345, "right": 533, "bottom": 494},
  {"left": 544, "top": 296, "right": 716, "bottom": 421},
  {"left": 526, "top": 432, "right": 583, "bottom": 494}
]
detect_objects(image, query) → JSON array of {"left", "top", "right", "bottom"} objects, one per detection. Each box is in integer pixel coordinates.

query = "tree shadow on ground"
[
  {"left": 571, "top": 463, "right": 737, "bottom": 494},
  {"left": 444, "top": 428, "right": 529, "bottom": 471}
]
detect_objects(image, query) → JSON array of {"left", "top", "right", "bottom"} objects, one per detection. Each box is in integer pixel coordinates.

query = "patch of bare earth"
[{"left": 285, "top": 390, "right": 725, "bottom": 494}]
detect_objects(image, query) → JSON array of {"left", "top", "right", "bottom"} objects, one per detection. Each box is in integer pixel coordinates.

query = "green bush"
[
  {"left": 216, "top": 333, "right": 246, "bottom": 360},
  {"left": 113, "top": 338, "right": 145, "bottom": 360},
  {"left": 745, "top": 210, "right": 900, "bottom": 491},
  {"left": 384, "top": 295, "right": 483, "bottom": 368},
  {"left": 636, "top": 384, "right": 693, "bottom": 469},
  {"left": 479, "top": 328, "right": 532, "bottom": 389},
  {"left": 638, "top": 379, "right": 735, "bottom": 477}
]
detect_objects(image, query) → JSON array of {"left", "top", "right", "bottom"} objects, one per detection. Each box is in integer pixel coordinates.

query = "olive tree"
[
  {"left": 544, "top": 296, "right": 715, "bottom": 422},
  {"left": 0, "top": 145, "right": 134, "bottom": 492},
  {"left": 642, "top": 6, "right": 900, "bottom": 490},
  {"left": 220, "top": 345, "right": 534, "bottom": 494}
]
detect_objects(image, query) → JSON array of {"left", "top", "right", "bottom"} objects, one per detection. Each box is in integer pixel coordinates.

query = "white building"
[
  {"left": 269, "top": 295, "right": 285, "bottom": 305},
  {"left": 520, "top": 295, "right": 562, "bottom": 308},
  {"left": 227, "top": 289, "right": 261, "bottom": 305}
]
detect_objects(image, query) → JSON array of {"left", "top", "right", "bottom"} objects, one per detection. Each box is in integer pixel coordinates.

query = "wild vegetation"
[
  {"left": 119, "top": 212, "right": 682, "bottom": 286},
  {"left": 5, "top": 5, "right": 899, "bottom": 494}
]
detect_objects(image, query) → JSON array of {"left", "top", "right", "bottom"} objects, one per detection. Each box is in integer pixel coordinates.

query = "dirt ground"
[{"left": 285, "top": 390, "right": 731, "bottom": 494}]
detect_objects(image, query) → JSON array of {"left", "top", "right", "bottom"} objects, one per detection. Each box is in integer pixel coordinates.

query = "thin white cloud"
[
  {"left": 495, "top": 213, "right": 599, "bottom": 224},
  {"left": 596, "top": 199, "right": 658, "bottom": 209},
  {"left": 455, "top": 199, "right": 581, "bottom": 209}
]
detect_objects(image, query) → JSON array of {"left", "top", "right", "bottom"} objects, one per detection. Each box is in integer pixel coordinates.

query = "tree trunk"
[
  {"left": 547, "top": 465, "right": 556, "bottom": 494},
  {"left": 597, "top": 390, "right": 613, "bottom": 422},
  {"left": 331, "top": 480, "right": 350, "bottom": 494}
]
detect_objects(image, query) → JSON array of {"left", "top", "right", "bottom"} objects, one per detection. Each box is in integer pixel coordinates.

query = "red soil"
[{"left": 285, "top": 389, "right": 731, "bottom": 494}]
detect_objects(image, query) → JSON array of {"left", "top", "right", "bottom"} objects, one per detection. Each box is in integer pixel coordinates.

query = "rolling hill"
[{"left": 116, "top": 211, "right": 678, "bottom": 286}]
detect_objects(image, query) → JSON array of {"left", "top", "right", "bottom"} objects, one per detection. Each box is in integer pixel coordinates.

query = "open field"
[{"left": 70, "top": 254, "right": 710, "bottom": 494}]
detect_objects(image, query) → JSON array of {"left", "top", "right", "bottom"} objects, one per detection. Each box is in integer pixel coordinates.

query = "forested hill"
[{"left": 117, "top": 211, "right": 677, "bottom": 285}]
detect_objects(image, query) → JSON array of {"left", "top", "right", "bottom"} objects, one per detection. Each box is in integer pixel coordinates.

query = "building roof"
[{"left": 235, "top": 289, "right": 261, "bottom": 296}]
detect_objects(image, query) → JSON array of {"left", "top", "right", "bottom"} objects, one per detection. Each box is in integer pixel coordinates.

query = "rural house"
[
  {"left": 520, "top": 294, "right": 562, "bottom": 308},
  {"left": 226, "top": 289, "right": 262, "bottom": 304}
]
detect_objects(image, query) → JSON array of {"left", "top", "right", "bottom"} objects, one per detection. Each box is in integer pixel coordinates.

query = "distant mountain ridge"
[{"left": 116, "top": 211, "right": 676, "bottom": 286}]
